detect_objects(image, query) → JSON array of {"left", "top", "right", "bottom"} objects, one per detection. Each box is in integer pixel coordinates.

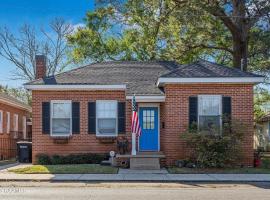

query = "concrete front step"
[
  {"left": 116, "top": 152, "right": 166, "bottom": 170},
  {"left": 130, "top": 157, "right": 160, "bottom": 170}
]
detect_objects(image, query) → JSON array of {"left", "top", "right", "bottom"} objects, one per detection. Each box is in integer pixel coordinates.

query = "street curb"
[{"left": 0, "top": 179, "right": 270, "bottom": 183}]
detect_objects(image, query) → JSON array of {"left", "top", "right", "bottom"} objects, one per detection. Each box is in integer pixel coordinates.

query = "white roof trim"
[
  {"left": 24, "top": 84, "right": 127, "bottom": 91},
  {"left": 126, "top": 96, "right": 165, "bottom": 102},
  {"left": 0, "top": 99, "right": 32, "bottom": 112},
  {"left": 157, "top": 77, "right": 264, "bottom": 86}
]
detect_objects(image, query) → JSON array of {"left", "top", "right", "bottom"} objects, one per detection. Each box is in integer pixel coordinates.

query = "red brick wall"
[
  {"left": 31, "top": 90, "right": 131, "bottom": 163},
  {"left": 0, "top": 102, "right": 30, "bottom": 159},
  {"left": 161, "top": 84, "right": 254, "bottom": 166},
  {"left": 32, "top": 84, "right": 254, "bottom": 166}
]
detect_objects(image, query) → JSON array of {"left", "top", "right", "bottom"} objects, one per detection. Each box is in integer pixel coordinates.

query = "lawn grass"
[
  {"left": 9, "top": 164, "right": 118, "bottom": 174},
  {"left": 0, "top": 159, "right": 16, "bottom": 166},
  {"left": 168, "top": 167, "right": 270, "bottom": 174}
]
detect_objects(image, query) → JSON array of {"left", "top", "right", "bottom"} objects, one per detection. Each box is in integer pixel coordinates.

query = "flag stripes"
[{"left": 131, "top": 95, "right": 142, "bottom": 136}]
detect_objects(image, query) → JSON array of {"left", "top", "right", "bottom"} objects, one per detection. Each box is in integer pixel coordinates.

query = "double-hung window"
[
  {"left": 51, "top": 100, "right": 72, "bottom": 137},
  {"left": 198, "top": 95, "right": 222, "bottom": 133},
  {"left": 6, "top": 112, "right": 10, "bottom": 133},
  {"left": 0, "top": 110, "right": 3, "bottom": 133},
  {"left": 96, "top": 100, "right": 117, "bottom": 136},
  {"left": 13, "top": 114, "right": 18, "bottom": 132},
  {"left": 22, "top": 116, "right": 27, "bottom": 139}
]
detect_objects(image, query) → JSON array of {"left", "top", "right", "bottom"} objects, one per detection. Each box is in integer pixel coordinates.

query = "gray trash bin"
[{"left": 17, "top": 141, "right": 32, "bottom": 163}]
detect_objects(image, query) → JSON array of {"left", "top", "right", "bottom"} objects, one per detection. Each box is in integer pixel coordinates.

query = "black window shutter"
[
  {"left": 72, "top": 102, "right": 80, "bottom": 134},
  {"left": 118, "top": 102, "right": 126, "bottom": 134},
  {"left": 42, "top": 102, "right": 50, "bottom": 134},
  {"left": 189, "top": 97, "right": 198, "bottom": 128},
  {"left": 88, "top": 102, "right": 96, "bottom": 134},
  {"left": 222, "top": 96, "right": 231, "bottom": 123}
]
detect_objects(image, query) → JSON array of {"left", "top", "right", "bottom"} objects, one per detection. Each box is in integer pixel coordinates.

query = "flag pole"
[
  {"left": 131, "top": 132, "right": 136, "bottom": 156},
  {"left": 131, "top": 94, "right": 137, "bottom": 156}
]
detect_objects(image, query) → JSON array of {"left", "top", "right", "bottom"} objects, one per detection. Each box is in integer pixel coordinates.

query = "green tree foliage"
[
  {"left": 68, "top": 0, "right": 269, "bottom": 75},
  {"left": 68, "top": 0, "right": 227, "bottom": 63},
  {"left": 254, "top": 87, "right": 270, "bottom": 121}
]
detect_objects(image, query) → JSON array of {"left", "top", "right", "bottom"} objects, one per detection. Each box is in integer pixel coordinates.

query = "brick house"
[
  {"left": 25, "top": 55, "right": 264, "bottom": 166},
  {"left": 0, "top": 93, "right": 32, "bottom": 160}
]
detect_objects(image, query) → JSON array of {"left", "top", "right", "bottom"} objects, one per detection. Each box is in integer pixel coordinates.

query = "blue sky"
[{"left": 0, "top": 0, "right": 94, "bottom": 87}]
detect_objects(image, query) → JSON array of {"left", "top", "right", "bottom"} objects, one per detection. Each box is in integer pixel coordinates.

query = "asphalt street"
[{"left": 0, "top": 182, "right": 270, "bottom": 200}]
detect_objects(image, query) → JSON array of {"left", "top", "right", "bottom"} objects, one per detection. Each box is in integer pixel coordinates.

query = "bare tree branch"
[{"left": 0, "top": 18, "right": 73, "bottom": 81}]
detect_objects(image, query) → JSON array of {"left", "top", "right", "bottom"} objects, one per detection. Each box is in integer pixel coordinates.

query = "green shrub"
[
  {"left": 261, "top": 158, "right": 270, "bottom": 168},
  {"left": 182, "top": 118, "right": 246, "bottom": 168},
  {"left": 36, "top": 154, "right": 51, "bottom": 165},
  {"left": 51, "top": 155, "right": 65, "bottom": 165},
  {"left": 36, "top": 153, "right": 108, "bottom": 165}
]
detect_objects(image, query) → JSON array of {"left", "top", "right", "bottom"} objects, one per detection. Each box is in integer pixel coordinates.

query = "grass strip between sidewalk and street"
[
  {"left": 8, "top": 164, "right": 118, "bottom": 174},
  {"left": 168, "top": 167, "right": 270, "bottom": 174}
]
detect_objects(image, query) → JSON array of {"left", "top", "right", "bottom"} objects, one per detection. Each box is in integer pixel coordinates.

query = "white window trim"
[
  {"left": 198, "top": 95, "right": 222, "bottom": 133},
  {"left": 50, "top": 100, "right": 72, "bottom": 137},
  {"left": 0, "top": 110, "right": 3, "bottom": 133},
  {"left": 96, "top": 100, "right": 118, "bottom": 137},
  {"left": 6, "top": 112, "right": 10, "bottom": 134},
  {"left": 14, "top": 114, "right": 18, "bottom": 132},
  {"left": 22, "top": 116, "right": 27, "bottom": 139}
]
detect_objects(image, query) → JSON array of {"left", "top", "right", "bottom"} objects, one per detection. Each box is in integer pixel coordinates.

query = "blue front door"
[{"left": 139, "top": 107, "right": 159, "bottom": 151}]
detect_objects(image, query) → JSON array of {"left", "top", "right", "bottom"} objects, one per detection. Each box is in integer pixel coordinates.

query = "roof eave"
[
  {"left": 24, "top": 84, "right": 127, "bottom": 91},
  {"left": 0, "top": 99, "right": 32, "bottom": 112},
  {"left": 157, "top": 77, "right": 265, "bottom": 87}
]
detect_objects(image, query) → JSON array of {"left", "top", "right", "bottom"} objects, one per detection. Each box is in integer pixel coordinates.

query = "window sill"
[
  {"left": 50, "top": 135, "right": 72, "bottom": 139},
  {"left": 51, "top": 135, "right": 71, "bottom": 144},
  {"left": 96, "top": 136, "right": 117, "bottom": 143}
]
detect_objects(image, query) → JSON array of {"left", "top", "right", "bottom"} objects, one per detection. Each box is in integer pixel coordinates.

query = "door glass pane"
[{"left": 142, "top": 109, "right": 155, "bottom": 130}]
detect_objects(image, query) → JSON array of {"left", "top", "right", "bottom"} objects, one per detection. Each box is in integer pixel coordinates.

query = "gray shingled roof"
[
  {"left": 161, "top": 60, "right": 263, "bottom": 78},
  {"left": 0, "top": 92, "right": 31, "bottom": 111},
  {"left": 25, "top": 60, "right": 263, "bottom": 95}
]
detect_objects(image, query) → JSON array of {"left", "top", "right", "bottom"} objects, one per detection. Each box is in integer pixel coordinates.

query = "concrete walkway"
[{"left": 1, "top": 164, "right": 270, "bottom": 182}]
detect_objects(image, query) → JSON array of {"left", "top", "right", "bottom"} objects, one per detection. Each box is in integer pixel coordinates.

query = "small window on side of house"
[
  {"left": 198, "top": 95, "right": 222, "bottom": 133},
  {"left": 13, "top": 114, "right": 18, "bottom": 132},
  {"left": 50, "top": 100, "right": 72, "bottom": 137},
  {"left": 22, "top": 116, "right": 27, "bottom": 139},
  {"left": 6, "top": 112, "right": 10, "bottom": 133},
  {"left": 0, "top": 110, "right": 3, "bottom": 133}
]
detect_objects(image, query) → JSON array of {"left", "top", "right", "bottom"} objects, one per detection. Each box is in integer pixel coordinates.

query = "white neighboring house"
[{"left": 256, "top": 112, "right": 270, "bottom": 151}]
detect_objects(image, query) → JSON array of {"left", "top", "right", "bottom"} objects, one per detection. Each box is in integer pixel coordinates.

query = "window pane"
[
  {"left": 52, "top": 119, "right": 71, "bottom": 134},
  {"left": 199, "top": 116, "right": 220, "bottom": 132},
  {"left": 199, "top": 96, "right": 221, "bottom": 116},
  {"left": 97, "top": 101, "right": 117, "bottom": 118},
  {"left": 142, "top": 109, "right": 155, "bottom": 130},
  {"left": 53, "top": 103, "right": 71, "bottom": 118},
  {"left": 97, "top": 118, "right": 116, "bottom": 135}
]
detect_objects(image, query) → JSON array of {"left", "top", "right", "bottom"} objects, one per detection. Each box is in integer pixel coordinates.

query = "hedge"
[{"left": 36, "top": 153, "right": 108, "bottom": 165}]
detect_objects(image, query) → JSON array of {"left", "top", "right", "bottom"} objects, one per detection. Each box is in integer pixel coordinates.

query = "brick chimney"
[{"left": 35, "top": 55, "right": 46, "bottom": 79}]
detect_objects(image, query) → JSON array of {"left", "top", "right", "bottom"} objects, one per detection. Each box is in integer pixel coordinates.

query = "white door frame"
[{"left": 138, "top": 103, "right": 160, "bottom": 152}]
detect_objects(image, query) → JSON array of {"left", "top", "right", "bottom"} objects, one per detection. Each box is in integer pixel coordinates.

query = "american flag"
[{"left": 131, "top": 95, "right": 142, "bottom": 136}]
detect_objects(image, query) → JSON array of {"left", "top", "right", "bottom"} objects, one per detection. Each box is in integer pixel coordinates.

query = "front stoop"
[
  {"left": 130, "top": 157, "right": 160, "bottom": 170},
  {"left": 116, "top": 152, "right": 165, "bottom": 170}
]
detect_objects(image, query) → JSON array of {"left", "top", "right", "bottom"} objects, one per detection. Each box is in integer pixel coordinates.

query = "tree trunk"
[
  {"left": 232, "top": 35, "right": 248, "bottom": 71},
  {"left": 231, "top": 0, "right": 249, "bottom": 71}
]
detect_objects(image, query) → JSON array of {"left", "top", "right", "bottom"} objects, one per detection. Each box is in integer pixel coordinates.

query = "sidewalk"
[{"left": 1, "top": 167, "right": 270, "bottom": 182}]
